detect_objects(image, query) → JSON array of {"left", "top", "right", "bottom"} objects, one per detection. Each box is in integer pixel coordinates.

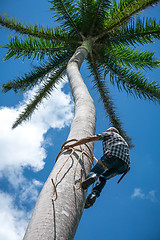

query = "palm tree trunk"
[{"left": 23, "top": 46, "right": 96, "bottom": 240}]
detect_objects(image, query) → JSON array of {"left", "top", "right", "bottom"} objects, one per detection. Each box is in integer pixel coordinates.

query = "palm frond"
[
  {"left": 105, "top": 61, "right": 160, "bottom": 102},
  {"left": 49, "top": 0, "right": 81, "bottom": 36},
  {"left": 88, "top": 51, "right": 133, "bottom": 148},
  {"left": 0, "top": 14, "right": 79, "bottom": 43},
  {"left": 104, "top": 44, "right": 160, "bottom": 70},
  {"left": 77, "top": 0, "right": 101, "bottom": 36},
  {"left": 89, "top": 0, "right": 111, "bottom": 35},
  {"left": 12, "top": 66, "right": 66, "bottom": 129},
  {"left": 109, "top": 17, "right": 160, "bottom": 45},
  {"left": 2, "top": 35, "right": 69, "bottom": 61},
  {"left": 95, "top": 0, "right": 160, "bottom": 40},
  {"left": 2, "top": 51, "right": 72, "bottom": 92}
]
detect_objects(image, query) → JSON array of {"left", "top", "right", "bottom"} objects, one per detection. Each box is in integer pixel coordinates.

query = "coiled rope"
[{"left": 51, "top": 139, "right": 99, "bottom": 201}]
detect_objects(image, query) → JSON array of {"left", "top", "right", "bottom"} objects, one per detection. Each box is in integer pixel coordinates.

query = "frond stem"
[
  {"left": 89, "top": 0, "right": 103, "bottom": 35},
  {"left": 110, "top": 29, "right": 160, "bottom": 42},
  {"left": 94, "top": 0, "right": 160, "bottom": 42}
]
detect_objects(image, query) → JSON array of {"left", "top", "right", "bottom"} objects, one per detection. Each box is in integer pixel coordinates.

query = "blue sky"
[{"left": 0, "top": 1, "right": 160, "bottom": 240}]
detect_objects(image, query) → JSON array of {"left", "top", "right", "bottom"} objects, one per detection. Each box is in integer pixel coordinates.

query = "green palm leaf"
[
  {"left": 2, "top": 35, "right": 77, "bottom": 61},
  {"left": 96, "top": 0, "right": 160, "bottom": 40},
  {"left": 77, "top": 0, "right": 100, "bottom": 36},
  {"left": 89, "top": 0, "right": 112, "bottom": 35},
  {"left": 12, "top": 65, "right": 66, "bottom": 129},
  {"left": 2, "top": 35, "right": 69, "bottom": 61},
  {"left": 88, "top": 51, "right": 133, "bottom": 147},
  {"left": 49, "top": 0, "right": 81, "bottom": 36},
  {"left": 104, "top": 44, "right": 160, "bottom": 70},
  {"left": 105, "top": 60, "right": 160, "bottom": 102},
  {"left": 0, "top": 14, "right": 79, "bottom": 43},
  {"left": 2, "top": 51, "right": 72, "bottom": 92},
  {"left": 109, "top": 17, "right": 160, "bottom": 45}
]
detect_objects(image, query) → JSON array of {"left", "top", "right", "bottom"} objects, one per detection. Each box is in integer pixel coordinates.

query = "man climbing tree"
[{"left": 64, "top": 127, "right": 130, "bottom": 208}]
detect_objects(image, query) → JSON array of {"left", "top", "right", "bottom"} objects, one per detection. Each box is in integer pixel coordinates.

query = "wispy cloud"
[
  {"left": 147, "top": 190, "right": 158, "bottom": 203},
  {"left": 131, "top": 188, "right": 145, "bottom": 199},
  {"left": 0, "top": 191, "right": 30, "bottom": 240},
  {"left": 131, "top": 188, "right": 158, "bottom": 203},
  {"left": 0, "top": 80, "right": 73, "bottom": 175}
]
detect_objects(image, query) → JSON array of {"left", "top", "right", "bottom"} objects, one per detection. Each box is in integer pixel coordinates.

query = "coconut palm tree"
[{"left": 1, "top": 0, "right": 160, "bottom": 239}]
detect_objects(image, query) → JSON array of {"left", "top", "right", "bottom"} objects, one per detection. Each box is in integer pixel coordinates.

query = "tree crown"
[{"left": 1, "top": 0, "right": 160, "bottom": 147}]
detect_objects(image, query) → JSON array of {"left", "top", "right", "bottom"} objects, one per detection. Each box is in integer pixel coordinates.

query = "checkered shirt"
[{"left": 98, "top": 131, "right": 130, "bottom": 165}]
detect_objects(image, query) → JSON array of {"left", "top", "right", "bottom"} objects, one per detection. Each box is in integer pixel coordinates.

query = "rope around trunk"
[{"left": 51, "top": 139, "right": 99, "bottom": 201}]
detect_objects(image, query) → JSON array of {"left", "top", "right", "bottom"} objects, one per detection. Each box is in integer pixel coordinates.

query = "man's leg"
[
  {"left": 84, "top": 168, "right": 119, "bottom": 209},
  {"left": 91, "top": 164, "right": 127, "bottom": 197},
  {"left": 101, "top": 167, "right": 118, "bottom": 180},
  {"left": 93, "top": 168, "right": 118, "bottom": 194},
  {"left": 81, "top": 162, "right": 105, "bottom": 190},
  {"left": 82, "top": 154, "right": 112, "bottom": 190},
  {"left": 84, "top": 158, "right": 128, "bottom": 209}
]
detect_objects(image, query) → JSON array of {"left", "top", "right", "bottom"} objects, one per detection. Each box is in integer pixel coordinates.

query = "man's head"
[{"left": 106, "top": 127, "right": 119, "bottom": 134}]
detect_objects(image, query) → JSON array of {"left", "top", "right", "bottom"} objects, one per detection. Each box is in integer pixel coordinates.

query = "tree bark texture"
[{"left": 23, "top": 47, "right": 96, "bottom": 240}]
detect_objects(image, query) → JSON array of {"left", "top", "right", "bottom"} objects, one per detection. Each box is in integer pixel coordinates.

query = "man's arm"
[{"left": 64, "top": 135, "right": 100, "bottom": 149}]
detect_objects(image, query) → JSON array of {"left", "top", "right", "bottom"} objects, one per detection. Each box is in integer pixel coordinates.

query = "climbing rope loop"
[{"left": 51, "top": 139, "right": 95, "bottom": 201}]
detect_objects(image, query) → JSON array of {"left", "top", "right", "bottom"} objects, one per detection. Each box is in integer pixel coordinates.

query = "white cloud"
[
  {"left": 0, "top": 107, "right": 46, "bottom": 171},
  {"left": 0, "top": 80, "right": 73, "bottom": 175},
  {"left": 147, "top": 190, "right": 158, "bottom": 203},
  {"left": 0, "top": 191, "right": 29, "bottom": 240},
  {"left": 20, "top": 179, "right": 43, "bottom": 203},
  {"left": 131, "top": 188, "right": 145, "bottom": 199},
  {"left": 131, "top": 188, "right": 158, "bottom": 203}
]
